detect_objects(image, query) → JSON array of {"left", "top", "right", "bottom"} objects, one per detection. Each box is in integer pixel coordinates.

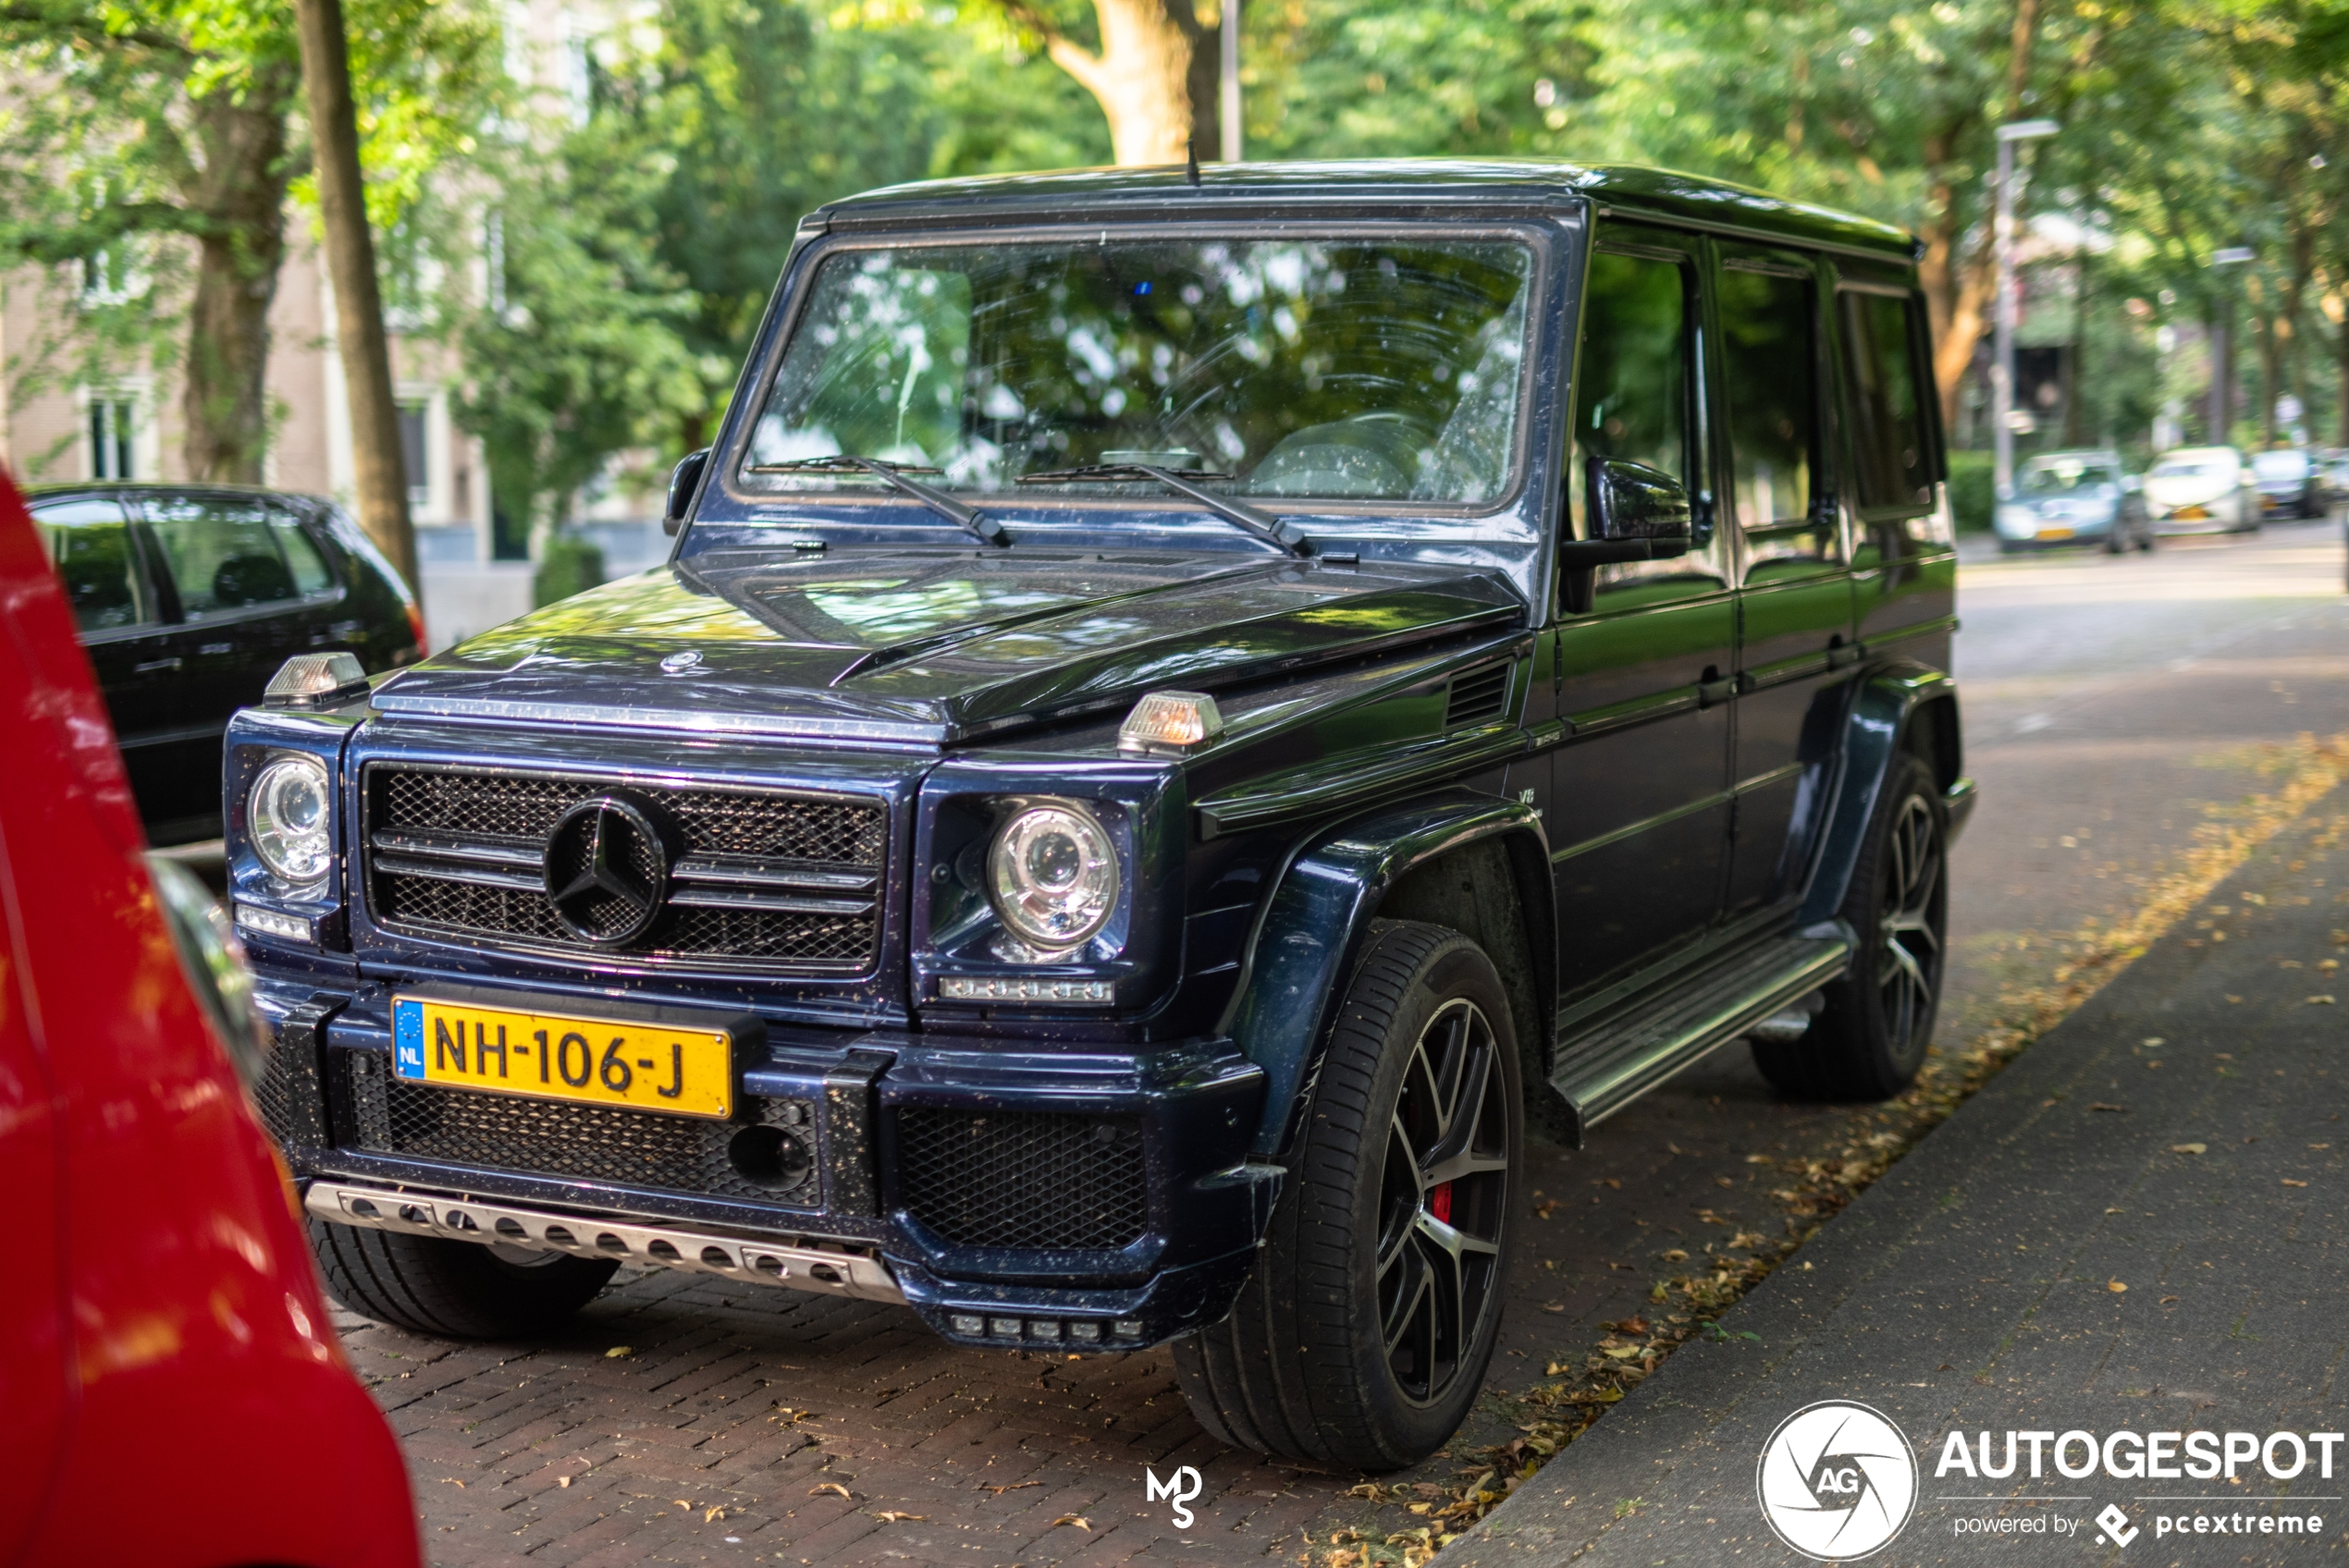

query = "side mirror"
[
  {"left": 1585, "top": 458, "right": 1693, "bottom": 546},
  {"left": 1556, "top": 459, "right": 1693, "bottom": 614},
  {"left": 664, "top": 447, "right": 711, "bottom": 537}
]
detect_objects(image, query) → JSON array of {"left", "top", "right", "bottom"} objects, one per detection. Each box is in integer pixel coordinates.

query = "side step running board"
[
  {"left": 305, "top": 1182, "right": 906, "bottom": 1305},
  {"left": 1550, "top": 932, "right": 1852, "bottom": 1143}
]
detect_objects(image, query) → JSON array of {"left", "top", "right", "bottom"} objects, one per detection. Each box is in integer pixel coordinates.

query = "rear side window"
[
  {"left": 148, "top": 496, "right": 332, "bottom": 615},
  {"left": 1840, "top": 291, "right": 1933, "bottom": 511},
  {"left": 31, "top": 497, "right": 148, "bottom": 632}
]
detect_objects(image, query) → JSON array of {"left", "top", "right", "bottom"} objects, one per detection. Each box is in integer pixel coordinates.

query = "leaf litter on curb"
[{"left": 1306, "top": 736, "right": 2349, "bottom": 1568}]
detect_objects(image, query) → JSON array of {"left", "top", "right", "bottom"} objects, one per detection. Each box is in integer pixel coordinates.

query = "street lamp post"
[
  {"left": 1220, "top": 0, "right": 1242, "bottom": 161},
  {"left": 1992, "top": 118, "right": 2059, "bottom": 502},
  {"left": 2209, "top": 245, "right": 2254, "bottom": 444}
]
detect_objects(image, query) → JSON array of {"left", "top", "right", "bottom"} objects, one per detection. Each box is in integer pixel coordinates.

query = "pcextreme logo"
[{"left": 1757, "top": 1401, "right": 1921, "bottom": 1562}]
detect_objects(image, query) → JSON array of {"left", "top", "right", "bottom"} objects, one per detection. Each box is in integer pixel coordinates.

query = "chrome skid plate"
[{"left": 305, "top": 1182, "right": 904, "bottom": 1305}]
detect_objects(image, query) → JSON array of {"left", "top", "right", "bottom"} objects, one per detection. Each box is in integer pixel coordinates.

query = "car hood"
[
  {"left": 370, "top": 549, "right": 1525, "bottom": 745},
  {"left": 2145, "top": 472, "right": 2235, "bottom": 506}
]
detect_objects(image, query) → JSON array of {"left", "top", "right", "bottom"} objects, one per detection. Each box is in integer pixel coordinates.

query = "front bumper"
[
  {"left": 1995, "top": 508, "right": 2115, "bottom": 545},
  {"left": 256, "top": 974, "right": 1279, "bottom": 1351}
]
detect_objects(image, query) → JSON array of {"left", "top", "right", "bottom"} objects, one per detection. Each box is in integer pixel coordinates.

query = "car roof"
[
  {"left": 2153, "top": 447, "right": 2239, "bottom": 461},
  {"left": 22, "top": 479, "right": 335, "bottom": 509},
  {"left": 818, "top": 158, "right": 1917, "bottom": 260},
  {"left": 2025, "top": 449, "right": 2122, "bottom": 464}
]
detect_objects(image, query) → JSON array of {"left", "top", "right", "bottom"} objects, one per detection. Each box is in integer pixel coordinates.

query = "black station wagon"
[{"left": 228, "top": 160, "right": 1972, "bottom": 1468}]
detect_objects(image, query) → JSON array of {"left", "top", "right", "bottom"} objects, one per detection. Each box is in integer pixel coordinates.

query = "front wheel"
[
  {"left": 310, "top": 1219, "right": 619, "bottom": 1338},
  {"left": 1173, "top": 922, "right": 1521, "bottom": 1470},
  {"left": 1754, "top": 754, "right": 1949, "bottom": 1101}
]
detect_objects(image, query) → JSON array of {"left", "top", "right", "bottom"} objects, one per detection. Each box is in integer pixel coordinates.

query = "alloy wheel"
[
  {"left": 1876, "top": 794, "right": 1946, "bottom": 1064},
  {"left": 1374, "top": 998, "right": 1511, "bottom": 1404}
]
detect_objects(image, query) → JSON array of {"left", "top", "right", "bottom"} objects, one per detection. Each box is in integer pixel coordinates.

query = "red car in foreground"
[{"left": 0, "top": 471, "right": 418, "bottom": 1568}]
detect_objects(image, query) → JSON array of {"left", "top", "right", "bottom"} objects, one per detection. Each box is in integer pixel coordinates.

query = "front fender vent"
[{"left": 1445, "top": 663, "right": 1513, "bottom": 728}]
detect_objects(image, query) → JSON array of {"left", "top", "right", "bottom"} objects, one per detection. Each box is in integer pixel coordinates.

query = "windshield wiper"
[
  {"left": 1015, "top": 463, "right": 1309, "bottom": 557},
  {"left": 746, "top": 455, "right": 1006, "bottom": 547}
]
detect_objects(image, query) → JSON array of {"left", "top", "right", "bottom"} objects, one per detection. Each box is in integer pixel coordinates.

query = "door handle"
[
  {"left": 1697, "top": 674, "right": 1737, "bottom": 708},
  {"left": 134, "top": 657, "right": 183, "bottom": 674}
]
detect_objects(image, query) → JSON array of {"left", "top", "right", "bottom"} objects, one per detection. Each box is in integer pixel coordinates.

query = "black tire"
[
  {"left": 2103, "top": 526, "right": 2126, "bottom": 555},
  {"left": 309, "top": 1219, "right": 619, "bottom": 1338},
  {"left": 1173, "top": 921, "right": 1521, "bottom": 1470},
  {"left": 1996, "top": 539, "right": 2024, "bottom": 555},
  {"left": 1754, "top": 754, "right": 1949, "bottom": 1101}
]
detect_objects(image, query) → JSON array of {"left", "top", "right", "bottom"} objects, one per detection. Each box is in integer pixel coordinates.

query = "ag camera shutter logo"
[{"left": 1756, "top": 1401, "right": 1919, "bottom": 1561}]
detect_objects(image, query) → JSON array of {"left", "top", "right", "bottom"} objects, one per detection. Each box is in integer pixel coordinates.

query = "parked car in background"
[
  {"left": 2144, "top": 446, "right": 2260, "bottom": 534},
  {"left": 26, "top": 482, "right": 425, "bottom": 845},
  {"left": 1993, "top": 448, "right": 2152, "bottom": 554},
  {"left": 2250, "top": 447, "right": 2324, "bottom": 519},
  {"left": 228, "top": 160, "right": 1973, "bottom": 1469},
  {"left": 0, "top": 473, "right": 420, "bottom": 1568}
]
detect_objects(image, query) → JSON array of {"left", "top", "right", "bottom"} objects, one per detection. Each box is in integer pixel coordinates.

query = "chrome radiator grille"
[{"left": 363, "top": 765, "right": 886, "bottom": 973}]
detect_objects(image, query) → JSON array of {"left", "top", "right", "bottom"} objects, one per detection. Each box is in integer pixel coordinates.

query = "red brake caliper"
[{"left": 1429, "top": 1181, "right": 1454, "bottom": 1223}]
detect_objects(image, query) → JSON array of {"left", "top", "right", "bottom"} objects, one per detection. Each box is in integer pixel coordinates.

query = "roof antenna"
[{"left": 1185, "top": 136, "right": 1201, "bottom": 188}]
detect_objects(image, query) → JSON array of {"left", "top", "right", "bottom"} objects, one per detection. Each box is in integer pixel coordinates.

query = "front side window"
[
  {"left": 32, "top": 497, "right": 147, "bottom": 632},
  {"left": 743, "top": 236, "right": 1536, "bottom": 507},
  {"left": 148, "top": 497, "right": 333, "bottom": 616}
]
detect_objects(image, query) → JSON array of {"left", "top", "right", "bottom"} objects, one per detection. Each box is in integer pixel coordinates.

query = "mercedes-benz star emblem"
[{"left": 543, "top": 793, "right": 670, "bottom": 947}]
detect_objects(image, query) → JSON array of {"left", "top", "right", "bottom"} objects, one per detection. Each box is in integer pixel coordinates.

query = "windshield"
[
  {"left": 2150, "top": 458, "right": 2223, "bottom": 479},
  {"left": 2252, "top": 451, "right": 2310, "bottom": 479},
  {"left": 2019, "top": 460, "right": 2117, "bottom": 495},
  {"left": 741, "top": 236, "right": 1536, "bottom": 507}
]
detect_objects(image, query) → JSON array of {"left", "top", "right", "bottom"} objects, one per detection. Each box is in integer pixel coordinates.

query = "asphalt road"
[{"left": 341, "top": 520, "right": 2349, "bottom": 1568}]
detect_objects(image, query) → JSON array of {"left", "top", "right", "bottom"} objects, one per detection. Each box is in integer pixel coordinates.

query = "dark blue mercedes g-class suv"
[{"left": 228, "top": 160, "right": 1971, "bottom": 1469}]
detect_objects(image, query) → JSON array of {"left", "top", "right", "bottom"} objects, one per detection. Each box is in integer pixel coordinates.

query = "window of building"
[
  {"left": 398, "top": 401, "right": 430, "bottom": 509},
  {"left": 88, "top": 398, "right": 137, "bottom": 479}
]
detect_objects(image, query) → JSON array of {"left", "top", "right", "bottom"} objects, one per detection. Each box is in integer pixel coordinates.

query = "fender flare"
[
  {"left": 1797, "top": 661, "right": 1972, "bottom": 927},
  {"left": 1222, "top": 790, "right": 1554, "bottom": 1159}
]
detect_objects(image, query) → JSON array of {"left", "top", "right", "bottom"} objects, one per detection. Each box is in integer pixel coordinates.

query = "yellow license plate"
[
  {"left": 2035, "top": 526, "right": 2074, "bottom": 541},
  {"left": 2175, "top": 505, "right": 2209, "bottom": 521},
  {"left": 391, "top": 996, "right": 734, "bottom": 1118}
]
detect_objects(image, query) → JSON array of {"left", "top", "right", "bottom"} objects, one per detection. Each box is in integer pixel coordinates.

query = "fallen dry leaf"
[
  {"left": 439, "top": 1479, "right": 465, "bottom": 1488},
  {"left": 810, "top": 1483, "right": 853, "bottom": 1500},
  {"left": 605, "top": 1346, "right": 633, "bottom": 1359},
  {"left": 558, "top": 1476, "right": 572, "bottom": 1488},
  {"left": 1052, "top": 1515, "right": 1092, "bottom": 1530},
  {"left": 1532, "top": 1199, "right": 1561, "bottom": 1219},
  {"left": 2161, "top": 1295, "right": 2180, "bottom": 1304},
  {"left": 1540, "top": 1301, "right": 1565, "bottom": 1313},
  {"left": 2108, "top": 1280, "right": 2128, "bottom": 1293},
  {"left": 978, "top": 1481, "right": 1040, "bottom": 1495},
  {"left": 873, "top": 1511, "right": 927, "bottom": 1523},
  {"left": 2171, "top": 1143, "right": 2208, "bottom": 1155},
  {"left": 2089, "top": 1102, "right": 2127, "bottom": 1113},
  {"left": 2308, "top": 995, "right": 2337, "bottom": 1005},
  {"left": 705, "top": 1506, "right": 726, "bottom": 1523},
  {"left": 2283, "top": 1178, "right": 2309, "bottom": 1187}
]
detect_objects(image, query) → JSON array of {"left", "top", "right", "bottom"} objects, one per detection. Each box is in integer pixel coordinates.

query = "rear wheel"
[
  {"left": 1754, "top": 754, "right": 1948, "bottom": 1101},
  {"left": 1173, "top": 922, "right": 1520, "bottom": 1470},
  {"left": 310, "top": 1219, "right": 619, "bottom": 1338}
]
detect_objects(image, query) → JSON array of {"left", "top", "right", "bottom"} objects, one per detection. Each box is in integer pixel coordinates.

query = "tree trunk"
[
  {"left": 1917, "top": 0, "right": 2042, "bottom": 436},
  {"left": 294, "top": 0, "right": 420, "bottom": 595},
  {"left": 179, "top": 67, "right": 296, "bottom": 484},
  {"left": 1027, "top": 0, "right": 1214, "bottom": 166}
]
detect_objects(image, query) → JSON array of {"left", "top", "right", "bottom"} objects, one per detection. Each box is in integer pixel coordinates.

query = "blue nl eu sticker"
[{"left": 393, "top": 998, "right": 425, "bottom": 1079}]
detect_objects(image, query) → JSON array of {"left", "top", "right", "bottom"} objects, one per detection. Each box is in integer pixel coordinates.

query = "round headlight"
[
  {"left": 250, "top": 756, "right": 334, "bottom": 884},
  {"left": 988, "top": 802, "right": 1119, "bottom": 951}
]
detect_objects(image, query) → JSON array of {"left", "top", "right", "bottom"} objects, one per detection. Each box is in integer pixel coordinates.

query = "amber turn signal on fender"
[{"left": 1117, "top": 690, "right": 1224, "bottom": 753}]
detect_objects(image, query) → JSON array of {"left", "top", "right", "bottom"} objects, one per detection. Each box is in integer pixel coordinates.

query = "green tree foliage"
[{"left": 0, "top": 0, "right": 497, "bottom": 480}]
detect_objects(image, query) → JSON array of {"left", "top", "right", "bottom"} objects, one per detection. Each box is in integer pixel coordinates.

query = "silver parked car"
[
  {"left": 2250, "top": 447, "right": 2324, "bottom": 519},
  {"left": 1993, "top": 449, "right": 2153, "bottom": 554}
]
